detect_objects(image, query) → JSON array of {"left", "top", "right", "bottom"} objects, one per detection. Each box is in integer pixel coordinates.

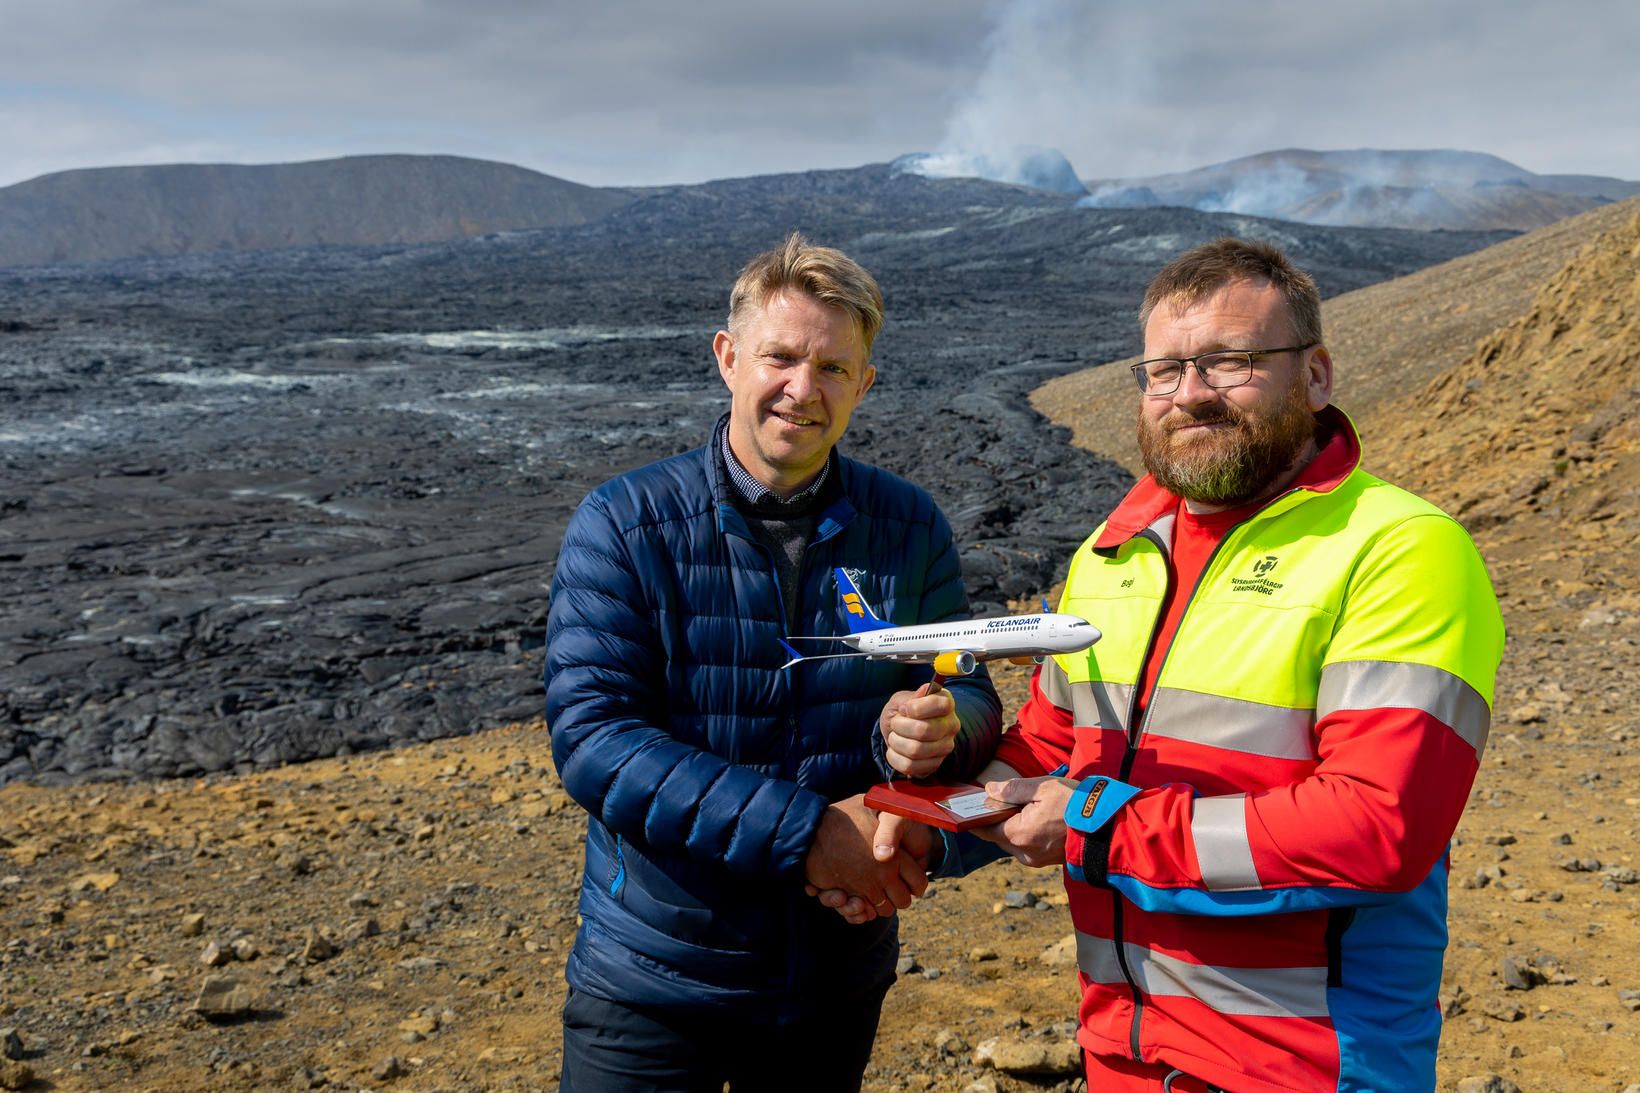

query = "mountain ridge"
[
  {"left": 5, "top": 147, "right": 1632, "bottom": 270},
  {"left": 0, "top": 154, "right": 636, "bottom": 268},
  {"left": 1081, "top": 147, "right": 1640, "bottom": 231}
]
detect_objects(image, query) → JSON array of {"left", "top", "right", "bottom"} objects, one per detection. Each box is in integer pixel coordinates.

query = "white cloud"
[
  {"left": 926, "top": 0, "right": 1640, "bottom": 183},
  {"left": 1, "top": 0, "right": 1636, "bottom": 189}
]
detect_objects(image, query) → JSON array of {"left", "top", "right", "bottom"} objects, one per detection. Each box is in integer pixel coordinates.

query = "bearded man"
[{"left": 967, "top": 238, "right": 1505, "bottom": 1091}]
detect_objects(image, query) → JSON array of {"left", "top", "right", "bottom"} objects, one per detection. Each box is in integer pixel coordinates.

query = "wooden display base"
[{"left": 864, "top": 779, "right": 1020, "bottom": 832}]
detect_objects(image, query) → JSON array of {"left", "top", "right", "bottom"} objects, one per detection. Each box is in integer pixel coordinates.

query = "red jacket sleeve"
[{"left": 991, "top": 661, "right": 1077, "bottom": 778}]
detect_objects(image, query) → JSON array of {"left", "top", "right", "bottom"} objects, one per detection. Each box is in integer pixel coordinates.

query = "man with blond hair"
[{"left": 546, "top": 232, "right": 1000, "bottom": 1090}]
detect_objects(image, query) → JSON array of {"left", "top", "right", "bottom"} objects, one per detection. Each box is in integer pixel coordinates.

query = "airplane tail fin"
[{"left": 833, "top": 567, "right": 893, "bottom": 634}]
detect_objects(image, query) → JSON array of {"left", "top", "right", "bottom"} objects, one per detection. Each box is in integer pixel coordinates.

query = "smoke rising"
[
  {"left": 893, "top": 0, "right": 1640, "bottom": 208},
  {"left": 895, "top": 0, "right": 1125, "bottom": 192}
]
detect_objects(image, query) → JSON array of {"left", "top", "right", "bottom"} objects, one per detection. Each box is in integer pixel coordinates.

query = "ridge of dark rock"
[
  {"left": 0, "top": 184, "right": 1514, "bottom": 785},
  {"left": 0, "top": 154, "right": 636, "bottom": 269}
]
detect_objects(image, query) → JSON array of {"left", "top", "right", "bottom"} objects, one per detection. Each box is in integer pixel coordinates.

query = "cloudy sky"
[{"left": 3, "top": 0, "right": 1638, "bottom": 190}]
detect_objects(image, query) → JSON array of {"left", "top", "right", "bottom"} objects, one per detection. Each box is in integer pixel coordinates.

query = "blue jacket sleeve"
[{"left": 545, "top": 494, "right": 829, "bottom": 880}]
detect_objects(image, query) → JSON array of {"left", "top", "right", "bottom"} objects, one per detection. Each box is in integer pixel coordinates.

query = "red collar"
[{"left": 1094, "top": 405, "right": 1361, "bottom": 550}]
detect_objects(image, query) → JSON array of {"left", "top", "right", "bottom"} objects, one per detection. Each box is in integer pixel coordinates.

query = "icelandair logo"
[{"left": 1231, "top": 555, "right": 1285, "bottom": 596}]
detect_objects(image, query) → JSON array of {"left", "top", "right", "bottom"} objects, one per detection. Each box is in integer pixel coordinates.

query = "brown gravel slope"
[
  {"left": 2, "top": 206, "right": 1639, "bottom": 1093},
  {"left": 1374, "top": 200, "right": 1640, "bottom": 1090}
]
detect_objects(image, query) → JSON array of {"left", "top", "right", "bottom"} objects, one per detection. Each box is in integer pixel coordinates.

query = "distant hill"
[
  {"left": 0, "top": 154, "right": 636, "bottom": 268},
  {"left": 1029, "top": 194, "right": 1640, "bottom": 475},
  {"left": 6, "top": 147, "right": 1627, "bottom": 270},
  {"left": 1081, "top": 148, "right": 1640, "bottom": 232}
]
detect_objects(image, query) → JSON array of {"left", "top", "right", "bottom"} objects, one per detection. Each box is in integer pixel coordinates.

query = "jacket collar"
[
  {"left": 1093, "top": 404, "right": 1361, "bottom": 551},
  {"left": 707, "top": 413, "right": 855, "bottom": 539}
]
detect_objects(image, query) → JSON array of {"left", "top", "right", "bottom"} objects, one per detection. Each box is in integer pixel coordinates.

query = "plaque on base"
[{"left": 864, "top": 780, "right": 1020, "bottom": 832}]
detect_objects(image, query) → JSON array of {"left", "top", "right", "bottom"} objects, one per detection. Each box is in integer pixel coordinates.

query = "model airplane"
[{"left": 779, "top": 567, "right": 1100, "bottom": 677}]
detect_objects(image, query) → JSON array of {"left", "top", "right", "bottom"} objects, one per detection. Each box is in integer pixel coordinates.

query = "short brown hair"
[
  {"left": 1138, "top": 237, "right": 1322, "bottom": 346},
  {"left": 727, "top": 232, "right": 885, "bottom": 354}
]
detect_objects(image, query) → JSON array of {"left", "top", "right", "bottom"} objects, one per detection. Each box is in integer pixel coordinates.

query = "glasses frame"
[{"left": 1131, "top": 344, "right": 1316, "bottom": 396}]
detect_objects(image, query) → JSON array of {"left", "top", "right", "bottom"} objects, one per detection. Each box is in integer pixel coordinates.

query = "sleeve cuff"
[
  {"left": 868, "top": 717, "right": 896, "bottom": 781},
  {"left": 1062, "top": 776, "right": 1138, "bottom": 887},
  {"left": 930, "top": 828, "right": 1010, "bottom": 879},
  {"left": 929, "top": 826, "right": 955, "bottom": 877},
  {"left": 1064, "top": 776, "right": 1141, "bottom": 834}
]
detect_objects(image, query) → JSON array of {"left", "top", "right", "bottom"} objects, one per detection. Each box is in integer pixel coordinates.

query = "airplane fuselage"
[
  {"left": 779, "top": 567, "right": 1101, "bottom": 675},
  {"left": 839, "top": 613, "right": 1097, "bottom": 663}
]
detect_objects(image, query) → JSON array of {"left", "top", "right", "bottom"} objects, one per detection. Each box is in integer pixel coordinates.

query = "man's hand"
[
  {"left": 806, "top": 810, "right": 935, "bottom": 924},
  {"left": 971, "top": 776, "right": 1077, "bottom": 868},
  {"left": 804, "top": 794, "right": 930, "bottom": 919},
  {"left": 878, "top": 681, "right": 960, "bottom": 778}
]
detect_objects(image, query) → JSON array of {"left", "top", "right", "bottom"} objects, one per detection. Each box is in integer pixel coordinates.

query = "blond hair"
[{"left": 727, "top": 232, "right": 885, "bottom": 353}]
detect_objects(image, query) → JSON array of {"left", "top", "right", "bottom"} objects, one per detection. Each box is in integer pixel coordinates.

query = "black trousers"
[{"left": 559, "top": 980, "right": 892, "bottom": 1093}]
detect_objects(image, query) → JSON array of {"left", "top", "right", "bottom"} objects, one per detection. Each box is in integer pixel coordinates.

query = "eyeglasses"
[{"left": 1130, "top": 345, "right": 1315, "bottom": 396}]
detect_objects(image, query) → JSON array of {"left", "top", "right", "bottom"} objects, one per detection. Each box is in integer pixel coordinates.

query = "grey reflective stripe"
[
  {"left": 1147, "top": 512, "right": 1177, "bottom": 556},
  {"left": 1191, "top": 794, "right": 1260, "bottom": 891},
  {"left": 1076, "top": 931, "right": 1124, "bottom": 985},
  {"left": 1039, "top": 659, "right": 1074, "bottom": 709},
  {"left": 1076, "top": 932, "right": 1330, "bottom": 1018},
  {"left": 1064, "top": 679, "right": 1133, "bottom": 732},
  {"left": 1319, "top": 660, "right": 1491, "bottom": 756},
  {"left": 1145, "top": 688, "right": 1316, "bottom": 761},
  {"left": 1042, "top": 664, "right": 1132, "bottom": 733}
]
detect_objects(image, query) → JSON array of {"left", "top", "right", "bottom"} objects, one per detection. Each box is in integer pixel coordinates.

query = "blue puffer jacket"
[{"left": 545, "top": 432, "right": 1001, "bottom": 1020}]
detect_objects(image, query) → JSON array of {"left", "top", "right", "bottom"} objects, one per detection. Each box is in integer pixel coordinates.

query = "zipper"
[
  {"left": 782, "top": 508, "right": 848, "bottom": 1024},
  {"left": 768, "top": 536, "right": 801, "bottom": 783},
  {"left": 1113, "top": 513, "right": 1253, "bottom": 1059},
  {"left": 1112, "top": 528, "right": 1170, "bottom": 1056},
  {"left": 1110, "top": 896, "right": 1144, "bottom": 1058},
  {"left": 1118, "top": 528, "right": 1173, "bottom": 778},
  {"left": 730, "top": 527, "right": 803, "bottom": 1021},
  {"left": 609, "top": 835, "right": 626, "bottom": 896}
]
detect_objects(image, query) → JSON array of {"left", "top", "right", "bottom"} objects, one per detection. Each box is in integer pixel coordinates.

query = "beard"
[{"left": 1137, "top": 376, "right": 1318, "bottom": 506}]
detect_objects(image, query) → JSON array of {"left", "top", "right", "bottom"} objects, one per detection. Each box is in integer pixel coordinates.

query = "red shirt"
[{"left": 1133, "top": 499, "right": 1261, "bottom": 717}]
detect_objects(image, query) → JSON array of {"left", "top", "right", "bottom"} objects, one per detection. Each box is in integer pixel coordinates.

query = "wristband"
[{"left": 1063, "top": 776, "right": 1140, "bottom": 835}]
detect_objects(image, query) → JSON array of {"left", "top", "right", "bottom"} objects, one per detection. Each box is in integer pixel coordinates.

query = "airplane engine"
[
  {"left": 933, "top": 650, "right": 977, "bottom": 677},
  {"left": 1007, "top": 655, "right": 1046, "bottom": 666}
]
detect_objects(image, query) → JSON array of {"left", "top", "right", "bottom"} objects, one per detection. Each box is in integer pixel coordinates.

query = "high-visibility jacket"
[{"left": 995, "top": 409, "right": 1504, "bottom": 1092}]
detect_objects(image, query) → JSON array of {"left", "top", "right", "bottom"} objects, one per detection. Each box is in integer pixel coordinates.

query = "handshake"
[{"left": 801, "top": 684, "right": 1077, "bottom": 924}]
